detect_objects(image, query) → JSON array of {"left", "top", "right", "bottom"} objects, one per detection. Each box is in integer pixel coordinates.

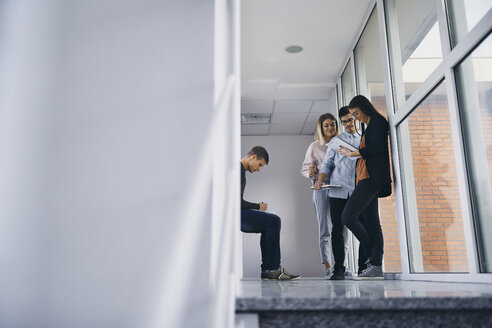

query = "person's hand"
[
  {"left": 313, "top": 181, "right": 323, "bottom": 190},
  {"left": 259, "top": 202, "right": 268, "bottom": 211},
  {"left": 308, "top": 164, "right": 317, "bottom": 178},
  {"left": 337, "top": 146, "right": 357, "bottom": 157}
]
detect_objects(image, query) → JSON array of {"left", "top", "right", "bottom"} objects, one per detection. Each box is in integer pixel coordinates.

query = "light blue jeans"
[
  {"left": 313, "top": 186, "right": 349, "bottom": 266},
  {"left": 313, "top": 187, "right": 333, "bottom": 265}
]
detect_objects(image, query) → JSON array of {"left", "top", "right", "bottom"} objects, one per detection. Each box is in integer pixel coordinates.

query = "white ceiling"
[{"left": 241, "top": 0, "right": 372, "bottom": 136}]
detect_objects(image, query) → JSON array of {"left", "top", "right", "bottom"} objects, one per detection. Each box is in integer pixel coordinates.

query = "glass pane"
[
  {"left": 341, "top": 59, "right": 355, "bottom": 105},
  {"left": 455, "top": 35, "right": 492, "bottom": 272},
  {"left": 398, "top": 81, "right": 469, "bottom": 273},
  {"left": 448, "top": 0, "right": 492, "bottom": 46},
  {"left": 336, "top": 84, "right": 341, "bottom": 109},
  {"left": 385, "top": 0, "right": 444, "bottom": 101},
  {"left": 354, "top": 7, "right": 401, "bottom": 273}
]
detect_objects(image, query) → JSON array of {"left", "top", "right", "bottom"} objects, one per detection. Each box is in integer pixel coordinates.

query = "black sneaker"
[
  {"left": 357, "top": 259, "right": 370, "bottom": 275},
  {"left": 261, "top": 266, "right": 300, "bottom": 280},
  {"left": 329, "top": 268, "right": 345, "bottom": 280},
  {"left": 354, "top": 265, "right": 384, "bottom": 280}
]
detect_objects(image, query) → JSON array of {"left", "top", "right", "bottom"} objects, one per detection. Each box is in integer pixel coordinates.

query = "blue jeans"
[
  {"left": 241, "top": 209, "right": 281, "bottom": 271},
  {"left": 313, "top": 188, "right": 333, "bottom": 265}
]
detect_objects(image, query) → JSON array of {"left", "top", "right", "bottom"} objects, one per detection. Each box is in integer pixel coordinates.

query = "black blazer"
[{"left": 359, "top": 114, "right": 392, "bottom": 197}]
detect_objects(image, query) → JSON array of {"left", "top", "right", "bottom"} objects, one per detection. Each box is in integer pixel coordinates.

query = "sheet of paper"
[{"left": 326, "top": 136, "right": 360, "bottom": 160}]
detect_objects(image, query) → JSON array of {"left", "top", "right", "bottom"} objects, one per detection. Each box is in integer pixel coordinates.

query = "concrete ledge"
[{"left": 236, "top": 296, "right": 492, "bottom": 311}]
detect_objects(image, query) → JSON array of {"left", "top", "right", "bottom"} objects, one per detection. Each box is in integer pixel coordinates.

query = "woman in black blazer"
[{"left": 339, "top": 95, "right": 392, "bottom": 280}]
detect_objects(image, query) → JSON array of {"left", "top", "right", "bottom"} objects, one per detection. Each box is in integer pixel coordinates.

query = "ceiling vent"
[{"left": 241, "top": 113, "right": 271, "bottom": 125}]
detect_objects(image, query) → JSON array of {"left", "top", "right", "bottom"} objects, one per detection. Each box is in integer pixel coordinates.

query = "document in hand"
[
  {"left": 310, "top": 184, "right": 342, "bottom": 189},
  {"left": 326, "top": 136, "right": 360, "bottom": 160}
]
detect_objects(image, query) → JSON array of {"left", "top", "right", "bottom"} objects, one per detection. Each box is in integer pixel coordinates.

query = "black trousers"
[
  {"left": 341, "top": 179, "right": 384, "bottom": 266},
  {"left": 330, "top": 197, "right": 369, "bottom": 272},
  {"left": 241, "top": 209, "right": 281, "bottom": 271}
]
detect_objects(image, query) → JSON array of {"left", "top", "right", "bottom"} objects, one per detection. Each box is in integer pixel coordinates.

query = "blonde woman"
[
  {"left": 314, "top": 106, "right": 362, "bottom": 280},
  {"left": 300, "top": 113, "right": 338, "bottom": 277}
]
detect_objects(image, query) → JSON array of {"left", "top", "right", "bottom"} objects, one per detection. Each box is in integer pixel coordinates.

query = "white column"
[{"left": 0, "top": 1, "right": 239, "bottom": 327}]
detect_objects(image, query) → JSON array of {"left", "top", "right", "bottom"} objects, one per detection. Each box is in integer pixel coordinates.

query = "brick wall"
[
  {"left": 482, "top": 103, "right": 492, "bottom": 201},
  {"left": 406, "top": 94, "right": 468, "bottom": 272},
  {"left": 356, "top": 93, "right": 475, "bottom": 273}
]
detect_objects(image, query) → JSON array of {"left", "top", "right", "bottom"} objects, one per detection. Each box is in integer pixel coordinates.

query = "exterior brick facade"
[
  {"left": 406, "top": 94, "right": 468, "bottom": 272},
  {"left": 371, "top": 94, "right": 470, "bottom": 273}
]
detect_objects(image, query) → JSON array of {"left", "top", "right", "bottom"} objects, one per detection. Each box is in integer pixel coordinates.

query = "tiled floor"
[
  {"left": 236, "top": 278, "right": 492, "bottom": 327},
  {"left": 237, "top": 278, "right": 492, "bottom": 311},
  {"left": 239, "top": 277, "right": 492, "bottom": 298}
]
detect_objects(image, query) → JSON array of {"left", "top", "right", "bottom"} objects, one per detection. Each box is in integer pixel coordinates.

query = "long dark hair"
[
  {"left": 348, "top": 95, "right": 384, "bottom": 134},
  {"left": 348, "top": 95, "right": 383, "bottom": 119}
]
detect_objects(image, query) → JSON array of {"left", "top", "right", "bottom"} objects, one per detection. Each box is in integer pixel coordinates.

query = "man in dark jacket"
[{"left": 241, "top": 146, "right": 299, "bottom": 280}]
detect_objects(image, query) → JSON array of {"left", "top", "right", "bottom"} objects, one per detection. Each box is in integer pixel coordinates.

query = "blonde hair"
[{"left": 315, "top": 113, "right": 339, "bottom": 145}]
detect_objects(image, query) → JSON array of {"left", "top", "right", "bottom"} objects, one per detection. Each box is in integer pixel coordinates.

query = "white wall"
[
  {"left": 0, "top": 1, "right": 238, "bottom": 328},
  {"left": 241, "top": 135, "right": 327, "bottom": 277}
]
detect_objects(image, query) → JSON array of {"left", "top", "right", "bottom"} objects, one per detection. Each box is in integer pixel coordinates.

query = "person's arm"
[
  {"left": 338, "top": 147, "right": 360, "bottom": 157},
  {"left": 314, "top": 148, "right": 335, "bottom": 189},
  {"left": 300, "top": 143, "right": 318, "bottom": 179},
  {"left": 338, "top": 118, "right": 388, "bottom": 158},
  {"left": 313, "top": 172, "right": 327, "bottom": 190},
  {"left": 359, "top": 117, "right": 388, "bottom": 160},
  {"left": 241, "top": 198, "right": 260, "bottom": 210}
]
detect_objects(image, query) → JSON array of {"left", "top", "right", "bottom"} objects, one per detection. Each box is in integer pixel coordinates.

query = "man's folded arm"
[{"left": 241, "top": 199, "right": 260, "bottom": 210}]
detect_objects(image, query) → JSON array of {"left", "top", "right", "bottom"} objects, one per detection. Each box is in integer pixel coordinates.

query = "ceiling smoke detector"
[
  {"left": 285, "top": 45, "right": 303, "bottom": 53},
  {"left": 241, "top": 113, "right": 271, "bottom": 125}
]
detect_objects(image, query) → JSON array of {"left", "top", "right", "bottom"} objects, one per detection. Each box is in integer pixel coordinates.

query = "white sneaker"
[{"left": 325, "top": 267, "right": 334, "bottom": 279}]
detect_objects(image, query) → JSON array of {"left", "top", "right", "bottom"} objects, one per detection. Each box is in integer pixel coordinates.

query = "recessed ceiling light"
[
  {"left": 241, "top": 113, "right": 271, "bottom": 125},
  {"left": 285, "top": 45, "right": 303, "bottom": 53}
]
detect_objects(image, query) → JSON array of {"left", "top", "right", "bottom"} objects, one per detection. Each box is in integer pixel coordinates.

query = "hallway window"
[
  {"left": 354, "top": 6, "right": 401, "bottom": 272},
  {"left": 385, "top": 0, "right": 444, "bottom": 102},
  {"left": 455, "top": 35, "right": 492, "bottom": 272},
  {"left": 341, "top": 59, "right": 355, "bottom": 105},
  {"left": 398, "top": 81, "right": 469, "bottom": 273},
  {"left": 336, "top": 83, "right": 341, "bottom": 108},
  {"left": 447, "top": 0, "right": 492, "bottom": 47}
]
